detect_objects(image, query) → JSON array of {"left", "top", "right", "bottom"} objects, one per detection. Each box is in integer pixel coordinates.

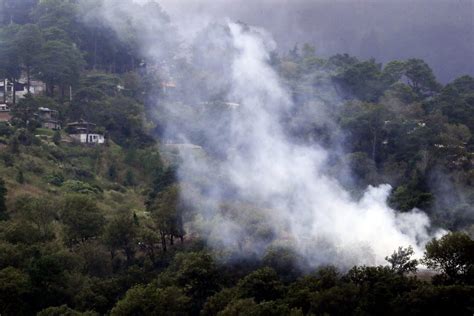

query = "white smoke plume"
[
  {"left": 86, "top": 1, "right": 444, "bottom": 268},
  {"left": 178, "top": 23, "right": 441, "bottom": 267}
]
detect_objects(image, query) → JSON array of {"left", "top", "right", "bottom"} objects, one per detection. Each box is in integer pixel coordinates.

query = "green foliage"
[
  {"left": 423, "top": 232, "right": 474, "bottom": 284},
  {"left": 103, "top": 213, "right": 137, "bottom": 265},
  {"left": 1, "top": 152, "right": 14, "bottom": 167},
  {"left": 111, "top": 285, "right": 190, "bottom": 316},
  {"left": 11, "top": 94, "right": 39, "bottom": 128},
  {"left": 60, "top": 194, "right": 105, "bottom": 244},
  {"left": 388, "top": 184, "right": 433, "bottom": 212},
  {"left": 262, "top": 246, "right": 302, "bottom": 281},
  {"left": 146, "top": 166, "right": 177, "bottom": 205},
  {"left": 0, "top": 267, "right": 31, "bottom": 315},
  {"left": 33, "top": 0, "right": 79, "bottom": 41},
  {"left": 0, "top": 24, "right": 21, "bottom": 84},
  {"left": 62, "top": 180, "right": 100, "bottom": 194},
  {"left": 162, "top": 252, "right": 220, "bottom": 312},
  {"left": 107, "top": 163, "right": 117, "bottom": 181},
  {"left": 16, "top": 169, "right": 25, "bottom": 184},
  {"left": 201, "top": 288, "right": 236, "bottom": 316},
  {"left": 340, "top": 101, "right": 391, "bottom": 162},
  {"left": 14, "top": 195, "right": 57, "bottom": 239},
  {"left": 0, "top": 1, "right": 472, "bottom": 314},
  {"left": 0, "top": 178, "right": 7, "bottom": 220},
  {"left": 435, "top": 75, "right": 474, "bottom": 130},
  {"left": 15, "top": 23, "right": 43, "bottom": 91},
  {"left": 148, "top": 185, "right": 184, "bottom": 252},
  {"left": 28, "top": 252, "right": 81, "bottom": 310},
  {"left": 404, "top": 59, "right": 441, "bottom": 97},
  {"left": 385, "top": 246, "right": 418, "bottom": 275},
  {"left": 335, "top": 59, "right": 386, "bottom": 102},
  {"left": 395, "top": 284, "right": 474, "bottom": 315},
  {"left": 34, "top": 40, "right": 84, "bottom": 96},
  {"left": 37, "top": 305, "right": 97, "bottom": 316},
  {"left": 52, "top": 130, "right": 61, "bottom": 145},
  {"left": 235, "top": 267, "right": 285, "bottom": 303},
  {"left": 124, "top": 169, "right": 135, "bottom": 186},
  {"left": 46, "top": 171, "right": 65, "bottom": 186}
]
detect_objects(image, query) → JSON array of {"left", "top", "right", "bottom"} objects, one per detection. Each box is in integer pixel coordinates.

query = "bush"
[
  {"left": 62, "top": 180, "right": 101, "bottom": 195},
  {"left": 45, "top": 172, "right": 65, "bottom": 186}
]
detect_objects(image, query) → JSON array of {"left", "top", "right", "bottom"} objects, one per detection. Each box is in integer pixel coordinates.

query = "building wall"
[
  {"left": 42, "top": 122, "right": 61, "bottom": 130},
  {"left": 0, "top": 79, "right": 46, "bottom": 104},
  {"left": 71, "top": 133, "right": 105, "bottom": 144}
]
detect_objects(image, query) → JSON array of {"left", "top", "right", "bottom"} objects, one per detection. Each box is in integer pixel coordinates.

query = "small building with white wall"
[
  {"left": 67, "top": 120, "right": 105, "bottom": 145},
  {"left": 70, "top": 133, "right": 105, "bottom": 144}
]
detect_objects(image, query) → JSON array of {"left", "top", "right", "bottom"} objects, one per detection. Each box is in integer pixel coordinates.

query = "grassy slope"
[{"left": 0, "top": 133, "right": 155, "bottom": 218}]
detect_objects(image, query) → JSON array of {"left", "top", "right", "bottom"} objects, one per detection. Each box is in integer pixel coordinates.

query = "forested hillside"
[{"left": 0, "top": 1, "right": 473, "bottom": 315}]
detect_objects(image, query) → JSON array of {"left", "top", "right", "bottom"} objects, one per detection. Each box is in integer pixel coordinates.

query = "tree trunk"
[
  {"left": 161, "top": 232, "right": 167, "bottom": 252},
  {"left": 149, "top": 247, "right": 155, "bottom": 264},
  {"left": 371, "top": 128, "right": 377, "bottom": 162},
  {"left": 93, "top": 30, "right": 98, "bottom": 70},
  {"left": 2, "top": 79, "right": 6, "bottom": 103},
  {"left": 26, "top": 65, "right": 31, "bottom": 93},
  {"left": 12, "top": 78, "right": 15, "bottom": 105}
]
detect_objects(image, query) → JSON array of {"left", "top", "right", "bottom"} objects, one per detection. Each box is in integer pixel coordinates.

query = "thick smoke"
[
  {"left": 88, "top": 1, "right": 444, "bottom": 268},
  {"left": 178, "top": 22, "right": 441, "bottom": 267}
]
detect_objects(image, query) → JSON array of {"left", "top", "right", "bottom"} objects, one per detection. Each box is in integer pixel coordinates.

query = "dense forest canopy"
[{"left": 0, "top": 0, "right": 473, "bottom": 315}]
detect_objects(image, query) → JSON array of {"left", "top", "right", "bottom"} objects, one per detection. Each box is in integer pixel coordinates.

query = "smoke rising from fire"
[{"left": 89, "top": 0, "right": 445, "bottom": 268}]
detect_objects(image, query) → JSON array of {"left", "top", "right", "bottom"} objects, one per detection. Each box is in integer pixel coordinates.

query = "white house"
[
  {"left": 70, "top": 133, "right": 105, "bottom": 144},
  {"left": 66, "top": 120, "right": 105, "bottom": 145},
  {"left": 0, "top": 78, "right": 46, "bottom": 104}
]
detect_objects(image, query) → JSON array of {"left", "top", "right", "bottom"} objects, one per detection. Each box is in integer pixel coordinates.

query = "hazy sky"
[{"left": 158, "top": 0, "right": 474, "bottom": 83}]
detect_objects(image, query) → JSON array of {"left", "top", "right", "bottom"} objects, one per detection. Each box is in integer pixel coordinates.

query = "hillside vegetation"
[{"left": 0, "top": 1, "right": 473, "bottom": 315}]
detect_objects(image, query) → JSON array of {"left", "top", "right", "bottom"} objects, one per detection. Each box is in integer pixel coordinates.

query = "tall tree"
[
  {"left": 60, "top": 194, "right": 105, "bottom": 245},
  {"left": 10, "top": 94, "right": 39, "bottom": 128},
  {"left": 15, "top": 24, "right": 43, "bottom": 92},
  {"left": 149, "top": 185, "right": 184, "bottom": 252},
  {"left": 34, "top": 40, "right": 84, "bottom": 97},
  {"left": 335, "top": 59, "right": 385, "bottom": 102},
  {"left": 0, "top": 25, "right": 21, "bottom": 104},
  {"left": 103, "top": 213, "right": 137, "bottom": 265},
  {"left": 423, "top": 232, "right": 474, "bottom": 284},
  {"left": 33, "top": 0, "right": 79, "bottom": 41},
  {"left": 404, "top": 58, "right": 441, "bottom": 97}
]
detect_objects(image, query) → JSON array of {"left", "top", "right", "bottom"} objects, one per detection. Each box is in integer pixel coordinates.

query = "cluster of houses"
[
  {"left": 0, "top": 78, "right": 105, "bottom": 145},
  {"left": 0, "top": 78, "right": 46, "bottom": 103}
]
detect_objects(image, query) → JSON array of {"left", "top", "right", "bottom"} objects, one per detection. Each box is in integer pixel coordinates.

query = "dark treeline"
[{"left": 0, "top": 0, "right": 473, "bottom": 315}]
